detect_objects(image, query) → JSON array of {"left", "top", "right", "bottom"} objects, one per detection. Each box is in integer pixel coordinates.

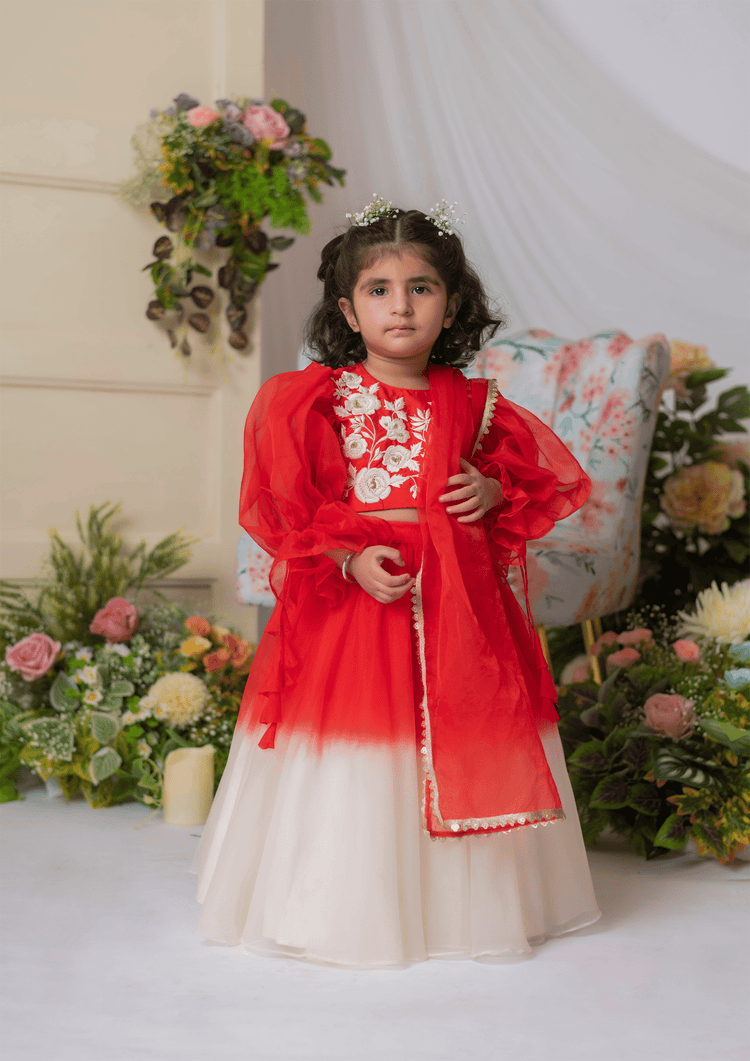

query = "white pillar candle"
[{"left": 162, "top": 745, "right": 215, "bottom": 826}]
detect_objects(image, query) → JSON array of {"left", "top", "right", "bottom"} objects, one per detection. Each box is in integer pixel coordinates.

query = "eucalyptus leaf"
[
  {"left": 110, "top": 680, "right": 135, "bottom": 698},
  {"left": 23, "top": 717, "right": 75, "bottom": 762},
  {"left": 88, "top": 747, "right": 123, "bottom": 786}
]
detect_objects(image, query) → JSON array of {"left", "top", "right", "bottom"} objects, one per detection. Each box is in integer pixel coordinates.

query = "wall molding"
[
  {"left": 0, "top": 374, "right": 215, "bottom": 398},
  {"left": 0, "top": 171, "right": 118, "bottom": 194}
]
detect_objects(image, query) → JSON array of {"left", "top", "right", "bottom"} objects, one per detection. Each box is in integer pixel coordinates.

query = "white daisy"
[
  {"left": 104, "top": 643, "right": 130, "bottom": 657},
  {"left": 83, "top": 688, "right": 102, "bottom": 706},
  {"left": 136, "top": 740, "right": 151, "bottom": 757},
  {"left": 75, "top": 648, "right": 93, "bottom": 662},
  {"left": 80, "top": 666, "right": 99, "bottom": 687}
]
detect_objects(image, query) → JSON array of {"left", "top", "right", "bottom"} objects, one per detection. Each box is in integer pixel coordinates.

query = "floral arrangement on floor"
[
  {"left": 0, "top": 503, "right": 253, "bottom": 807},
  {"left": 119, "top": 92, "right": 345, "bottom": 358},
  {"left": 557, "top": 581, "right": 750, "bottom": 863},
  {"left": 637, "top": 341, "right": 749, "bottom": 608}
]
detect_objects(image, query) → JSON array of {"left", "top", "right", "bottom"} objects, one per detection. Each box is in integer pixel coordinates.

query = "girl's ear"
[
  {"left": 443, "top": 293, "right": 459, "bottom": 329},
  {"left": 338, "top": 297, "right": 360, "bottom": 332}
]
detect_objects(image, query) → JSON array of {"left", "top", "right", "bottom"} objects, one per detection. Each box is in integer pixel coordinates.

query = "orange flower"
[
  {"left": 666, "top": 341, "right": 714, "bottom": 396},
  {"left": 185, "top": 615, "right": 212, "bottom": 638},
  {"left": 203, "top": 648, "right": 231, "bottom": 672},
  {"left": 224, "top": 634, "right": 254, "bottom": 674}
]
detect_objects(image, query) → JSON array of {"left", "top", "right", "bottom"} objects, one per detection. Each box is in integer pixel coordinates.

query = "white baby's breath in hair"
[
  {"left": 346, "top": 193, "right": 398, "bottom": 227},
  {"left": 425, "top": 199, "right": 465, "bottom": 237}
]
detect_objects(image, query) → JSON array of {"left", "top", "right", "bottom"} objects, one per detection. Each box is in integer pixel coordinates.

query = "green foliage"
[
  {"left": 637, "top": 371, "right": 749, "bottom": 612},
  {"left": 1, "top": 503, "right": 195, "bottom": 645},
  {"left": 558, "top": 621, "right": 750, "bottom": 863},
  {"left": 120, "top": 94, "right": 345, "bottom": 357}
]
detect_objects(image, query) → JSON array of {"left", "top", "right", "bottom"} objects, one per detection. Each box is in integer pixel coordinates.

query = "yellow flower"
[
  {"left": 147, "top": 672, "right": 210, "bottom": 729},
  {"left": 666, "top": 340, "right": 714, "bottom": 395},
  {"left": 678, "top": 580, "right": 750, "bottom": 644},
  {"left": 210, "top": 625, "right": 231, "bottom": 645},
  {"left": 180, "top": 635, "right": 212, "bottom": 658},
  {"left": 660, "top": 461, "right": 746, "bottom": 535}
]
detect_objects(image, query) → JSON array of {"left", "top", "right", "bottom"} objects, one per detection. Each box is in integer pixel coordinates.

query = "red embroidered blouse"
[{"left": 332, "top": 365, "right": 432, "bottom": 511}]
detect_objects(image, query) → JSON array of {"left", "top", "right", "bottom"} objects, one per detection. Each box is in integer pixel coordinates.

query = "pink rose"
[
  {"left": 187, "top": 105, "right": 219, "bottom": 128},
  {"left": 606, "top": 647, "right": 641, "bottom": 672},
  {"left": 5, "top": 632, "right": 61, "bottom": 681},
  {"left": 89, "top": 597, "right": 139, "bottom": 643},
  {"left": 592, "top": 631, "right": 618, "bottom": 654},
  {"left": 617, "top": 628, "right": 653, "bottom": 647},
  {"left": 243, "top": 105, "right": 290, "bottom": 148},
  {"left": 673, "top": 639, "right": 700, "bottom": 662},
  {"left": 203, "top": 648, "right": 231, "bottom": 672},
  {"left": 644, "top": 693, "right": 695, "bottom": 739}
]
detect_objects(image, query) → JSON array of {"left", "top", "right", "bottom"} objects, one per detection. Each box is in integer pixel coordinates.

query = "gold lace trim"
[
  {"left": 471, "top": 377, "right": 499, "bottom": 455},
  {"left": 411, "top": 564, "right": 565, "bottom": 839}
]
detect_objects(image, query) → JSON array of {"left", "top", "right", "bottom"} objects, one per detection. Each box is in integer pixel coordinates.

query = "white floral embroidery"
[
  {"left": 354, "top": 467, "right": 392, "bottom": 503},
  {"left": 343, "top": 434, "right": 367, "bottom": 459},
  {"left": 334, "top": 369, "right": 432, "bottom": 502}
]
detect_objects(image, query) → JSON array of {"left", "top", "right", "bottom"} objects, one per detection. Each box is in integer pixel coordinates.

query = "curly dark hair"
[{"left": 304, "top": 208, "right": 505, "bottom": 368}]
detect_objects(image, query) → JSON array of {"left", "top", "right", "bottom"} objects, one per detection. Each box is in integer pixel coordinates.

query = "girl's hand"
[
  {"left": 349, "top": 546, "right": 416, "bottom": 604},
  {"left": 439, "top": 458, "right": 504, "bottom": 523}
]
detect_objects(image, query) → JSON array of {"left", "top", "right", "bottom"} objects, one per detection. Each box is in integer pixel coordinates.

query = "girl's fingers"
[
  {"left": 446, "top": 497, "right": 481, "bottom": 514},
  {"left": 439, "top": 484, "right": 475, "bottom": 502},
  {"left": 443, "top": 473, "right": 472, "bottom": 489},
  {"left": 457, "top": 508, "right": 485, "bottom": 523}
]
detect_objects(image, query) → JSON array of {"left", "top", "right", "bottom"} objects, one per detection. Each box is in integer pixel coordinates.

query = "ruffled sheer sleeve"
[
  {"left": 471, "top": 387, "right": 591, "bottom": 565},
  {"left": 239, "top": 363, "right": 385, "bottom": 603}
]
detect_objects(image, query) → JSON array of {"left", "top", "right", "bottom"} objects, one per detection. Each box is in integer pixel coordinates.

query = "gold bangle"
[{"left": 341, "top": 551, "right": 358, "bottom": 584}]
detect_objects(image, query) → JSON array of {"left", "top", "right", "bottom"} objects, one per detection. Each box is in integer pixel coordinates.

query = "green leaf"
[
  {"left": 723, "top": 539, "right": 749, "bottom": 564},
  {"left": 88, "top": 747, "right": 122, "bottom": 786},
  {"left": 653, "top": 813, "right": 690, "bottom": 850},
  {"left": 126, "top": 724, "right": 145, "bottom": 739},
  {"left": 309, "top": 138, "right": 332, "bottom": 161},
  {"left": 596, "top": 669, "right": 620, "bottom": 704},
  {"left": 89, "top": 713, "right": 119, "bottom": 745},
  {"left": 717, "top": 386, "right": 750, "bottom": 420},
  {"left": 589, "top": 774, "right": 632, "bottom": 810},
  {"left": 698, "top": 717, "right": 750, "bottom": 756},
  {"left": 652, "top": 748, "right": 713, "bottom": 788},
  {"left": 109, "top": 679, "right": 134, "bottom": 697},
  {"left": 0, "top": 779, "right": 21, "bottom": 803},
  {"left": 684, "top": 368, "right": 728, "bottom": 388},
  {"left": 49, "top": 673, "right": 78, "bottom": 712}
]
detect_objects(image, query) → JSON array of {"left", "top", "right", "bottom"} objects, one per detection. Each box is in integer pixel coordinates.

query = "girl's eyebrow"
[{"left": 359, "top": 274, "right": 440, "bottom": 288}]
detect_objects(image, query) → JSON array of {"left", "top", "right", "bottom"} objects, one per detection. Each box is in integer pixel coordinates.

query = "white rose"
[
  {"left": 340, "top": 371, "right": 362, "bottom": 389},
  {"left": 380, "top": 416, "right": 409, "bottom": 443},
  {"left": 343, "top": 433, "right": 368, "bottom": 459},
  {"left": 382, "top": 445, "right": 412, "bottom": 472},
  {"left": 346, "top": 392, "right": 381, "bottom": 415},
  {"left": 354, "top": 467, "right": 392, "bottom": 503}
]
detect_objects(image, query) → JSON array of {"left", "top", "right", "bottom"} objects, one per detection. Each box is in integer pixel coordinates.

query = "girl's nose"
[{"left": 391, "top": 289, "right": 413, "bottom": 315}]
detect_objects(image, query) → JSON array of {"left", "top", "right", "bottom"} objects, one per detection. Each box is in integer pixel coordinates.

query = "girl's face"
[{"left": 338, "top": 249, "right": 457, "bottom": 370}]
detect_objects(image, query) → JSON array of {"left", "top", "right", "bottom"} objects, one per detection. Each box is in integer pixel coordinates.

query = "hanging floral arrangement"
[{"left": 119, "top": 93, "right": 345, "bottom": 358}]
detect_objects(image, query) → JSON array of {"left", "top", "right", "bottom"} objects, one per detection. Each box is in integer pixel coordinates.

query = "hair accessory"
[
  {"left": 345, "top": 193, "right": 398, "bottom": 227},
  {"left": 425, "top": 199, "right": 465, "bottom": 237}
]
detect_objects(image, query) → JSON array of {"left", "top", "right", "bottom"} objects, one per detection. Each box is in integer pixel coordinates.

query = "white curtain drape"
[{"left": 264, "top": 1, "right": 749, "bottom": 381}]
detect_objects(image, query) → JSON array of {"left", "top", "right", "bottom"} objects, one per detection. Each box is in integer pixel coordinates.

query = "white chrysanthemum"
[
  {"left": 83, "top": 688, "right": 102, "bottom": 706},
  {"left": 677, "top": 580, "right": 750, "bottom": 644},
  {"left": 146, "top": 672, "right": 210, "bottom": 728},
  {"left": 354, "top": 466, "right": 391, "bottom": 503},
  {"left": 343, "top": 433, "right": 368, "bottom": 459},
  {"left": 80, "top": 666, "right": 99, "bottom": 686}
]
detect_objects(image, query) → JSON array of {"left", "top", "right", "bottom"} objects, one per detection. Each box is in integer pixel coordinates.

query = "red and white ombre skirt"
[{"left": 193, "top": 524, "right": 601, "bottom": 967}]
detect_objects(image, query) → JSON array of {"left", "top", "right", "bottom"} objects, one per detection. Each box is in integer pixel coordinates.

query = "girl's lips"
[{"left": 388, "top": 326, "right": 414, "bottom": 333}]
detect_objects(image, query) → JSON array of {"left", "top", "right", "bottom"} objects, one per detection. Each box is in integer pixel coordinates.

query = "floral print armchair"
[
  {"left": 237, "top": 329, "right": 671, "bottom": 626},
  {"left": 474, "top": 329, "right": 670, "bottom": 626}
]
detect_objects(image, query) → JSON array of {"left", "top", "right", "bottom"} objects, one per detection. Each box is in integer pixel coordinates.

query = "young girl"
[{"left": 193, "top": 199, "right": 601, "bottom": 966}]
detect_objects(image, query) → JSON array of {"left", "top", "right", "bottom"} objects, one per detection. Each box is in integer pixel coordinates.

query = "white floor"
[{"left": 1, "top": 788, "right": 748, "bottom": 1061}]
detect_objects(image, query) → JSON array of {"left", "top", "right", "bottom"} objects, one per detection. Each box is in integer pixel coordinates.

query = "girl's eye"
[
  {"left": 370, "top": 287, "right": 387, "bottom": 296},
  {"left": 412, "top": 285, "right": 429, "bottom": 294}
]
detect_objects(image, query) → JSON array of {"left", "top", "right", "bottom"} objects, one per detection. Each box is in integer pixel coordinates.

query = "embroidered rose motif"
[
  {"left": 382, "top": 445, "right": 416, "bottom": 473},
  {"left": 354, "top": 467, "right": 391, "bottom": 503},
  {"left": 346, "top": 391, "right": 381, "bottom": 415},
  {"left": 379, "top": 415, "right": 409, "bottom": 443},
  {"left": 340, "top": 371, "right": 362, "bottom": 389},
  {"left": 343, "top": 434, "right": 368, "bottom": 459}
]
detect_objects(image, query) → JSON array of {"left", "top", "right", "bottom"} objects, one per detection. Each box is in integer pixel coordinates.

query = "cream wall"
[{"left": 0, "top": 0, "right": 264, "bottom": 637}]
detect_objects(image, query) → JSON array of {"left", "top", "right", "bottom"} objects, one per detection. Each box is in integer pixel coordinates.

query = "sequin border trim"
[
  {"left": 471, "top": 377, "right": 499, "bottom": 456},
  {"left": 411, "top": 562, "right": 565, "bottom": 838}
]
